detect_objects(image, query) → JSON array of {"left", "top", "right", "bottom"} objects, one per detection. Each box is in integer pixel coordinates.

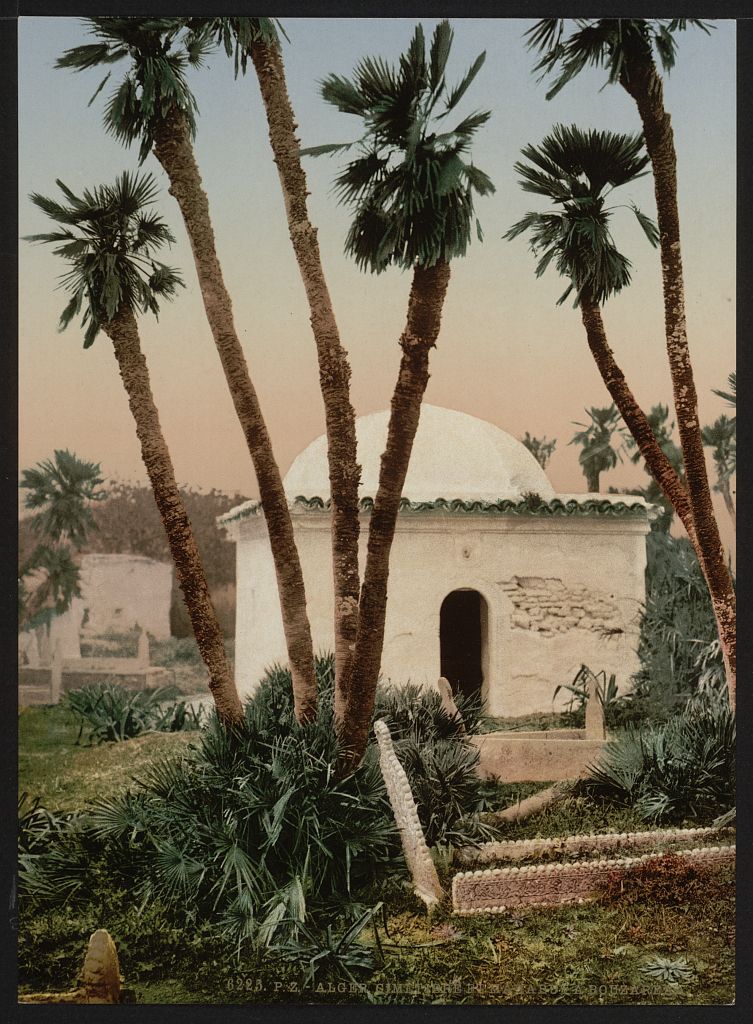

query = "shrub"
[
  {"left": 583, "top": 688, "right": 735, "bottom": 823},
  {"left": 636, "top": 533, "right": 726, "bottom": 703},
  {"left": 64, "top": 683, "right": 205, "bottom": 744},
  {"left": 22, "top": 656, "right": 498, "bottom": 943},
  {"left": 374, "top": 681, "right": 487, "bottom": 739}
]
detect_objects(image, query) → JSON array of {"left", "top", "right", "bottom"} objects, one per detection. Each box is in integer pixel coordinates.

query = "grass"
[
  {"left": 18, "top": 703, "right": 735, "bottom": 1005},
  {"left": 479, "top": 711, "right": 584, "bottom": 733},
  {"left": 19, "top": 704, "right": 196, "bottom": 811}
]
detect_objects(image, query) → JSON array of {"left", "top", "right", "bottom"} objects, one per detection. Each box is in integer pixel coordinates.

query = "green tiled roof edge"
[{"left": 220, "top": 494, "right": 650, "bottom": 524}]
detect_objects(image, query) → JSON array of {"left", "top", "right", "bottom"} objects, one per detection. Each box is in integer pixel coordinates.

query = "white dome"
[{"left": 283, "top": 405, "right": 555, "bottom": 504}]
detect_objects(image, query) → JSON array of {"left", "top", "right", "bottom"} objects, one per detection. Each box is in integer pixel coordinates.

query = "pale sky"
[{"left": 19, "top": 17, "right": 736, "bottom": 547}]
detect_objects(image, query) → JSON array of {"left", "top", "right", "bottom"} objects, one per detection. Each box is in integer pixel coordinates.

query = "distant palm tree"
[
  {"left": 26, "top": 172, "right": 243, "bottom": 728},
  {"left": 505, "top": 124, "right": 696, "bottom": 540},
  {"left": 526, "top": 19, "right": 735, "bottom": 707},
  {"left": 57, "top": 18, "right": 317, "bottom": 722},
  {"left": 21, "top": 450, "right": 105, "bottom": 548},
  {"left": 19, "top": 450, "right": 104, "bottom": 629},
  {"left": 521, "top": 432, "right": 557, "bottom": 469},
  {"left": 570, "top": 405, "right": 626, "bottom": 492},
  {"left": 185, "top": 16, "right": 362, "bottom": 697},
  {"left": 702, "top": 415, "right": 736, "bottom": 531},
  {"left": 307, "top": 20, "right": 494, "bottom": 765}
]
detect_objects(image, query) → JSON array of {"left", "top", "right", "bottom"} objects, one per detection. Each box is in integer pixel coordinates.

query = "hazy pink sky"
[{"left": 19, "top": 17, "right": 736, "bottom": 548}]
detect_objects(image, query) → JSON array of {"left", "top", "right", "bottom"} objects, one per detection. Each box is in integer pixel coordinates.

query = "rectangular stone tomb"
[{"left": 452, "top": 841, "right": 735, "bottom": 915}]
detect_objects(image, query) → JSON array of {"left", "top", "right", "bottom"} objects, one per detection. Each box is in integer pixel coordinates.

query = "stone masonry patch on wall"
[{"left": 500, "top": 577, "right": 622, "bottom": 636}]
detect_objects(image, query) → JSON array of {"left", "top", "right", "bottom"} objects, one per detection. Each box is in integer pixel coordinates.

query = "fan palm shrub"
[
  {"left": 64, "top": 683, "right": 204, "bottom": 744},
  {"left": 526, "top": 18, "right": 736, "bottom": 709},
  {"left": 584, "top": 688, "right": 735, "bottom": 822}
]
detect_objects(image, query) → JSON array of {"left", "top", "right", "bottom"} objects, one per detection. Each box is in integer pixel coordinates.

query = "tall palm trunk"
[
  {"left": 585, "top": 468, "right": 600, "bottom": 492},
  {"left": 152, "top": 105, "right": 317, "bottom": 722},
  {"left": 102, "top": 305, "right": 243, "bottom": 728},
  {"left": 338, "top": 261, "right": 451, "bottom": 771},
  {"left": 249, "top": 38, "right": 362, "bottom": 707},
  {"left": 620, "top": 54, "right": 736, "bottom": 707},
  {"left": 579, "top": 293, "right": 698, "bottom": 547}
]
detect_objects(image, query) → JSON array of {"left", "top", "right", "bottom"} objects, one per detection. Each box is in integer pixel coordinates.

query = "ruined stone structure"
[
  {"left": 78, "top": 553, "right": 173, "bottom": 638},
  {"left": 220, "top": 406, "right": 654, "bottom": 712}
]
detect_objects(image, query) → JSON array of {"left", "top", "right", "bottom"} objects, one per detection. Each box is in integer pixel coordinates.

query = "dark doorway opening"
[{"left": 440, "top": 589, "right": 486, "bottom": 699}]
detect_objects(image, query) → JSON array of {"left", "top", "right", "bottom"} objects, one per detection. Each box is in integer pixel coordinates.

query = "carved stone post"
[
  {"left": 584, "top": 670, "right": 606, "bottom": 741},
  {"left": 50, "top": 639, "right": 63, "bottom": 704},
  {"left": 373, "top": 719, "right": 444, "bottom": 909},
  {"left": 436, "top": 676, "right": 467, "bottom": 735},
  {"left": 137, "top": 627, "right": 149, "bottom": 668}
]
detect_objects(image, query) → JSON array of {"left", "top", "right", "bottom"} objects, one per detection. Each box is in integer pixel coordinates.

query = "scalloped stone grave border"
[
  {"left": 373, "top": 719, "right": 445, "bottom": 908},
  {"left": 454, "top": 826, "right": 734, "bottom": 866},
  {"left": 452, "top": 844, "right": 735, "bottom": 915}
]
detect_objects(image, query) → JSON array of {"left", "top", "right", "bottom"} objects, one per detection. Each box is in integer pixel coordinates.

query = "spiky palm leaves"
[
  {"left": 506, "top": 123, "right": 657, "bottom": 306},
  {"left": 526, "top": 18, "right": 712, "bottom": 100},
  {"left": 56, "top": 18, "right": 209, "bottom": 162},
  {"left": 28, "top": 172, "right": 183, "bottom": 345},
  {"left": 702, "top": 415, "right": 736, "bottom": 528},
  {"left": 27, "top": 171, "right": 243, "bottom": 727},
  {"left": 307, "top": 20, "right": 494, "bottom": 272}
]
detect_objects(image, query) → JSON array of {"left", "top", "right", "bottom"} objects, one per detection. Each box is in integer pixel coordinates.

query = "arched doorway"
[{"left": 439, "top": 589, "right": 488, "bottom": 699}]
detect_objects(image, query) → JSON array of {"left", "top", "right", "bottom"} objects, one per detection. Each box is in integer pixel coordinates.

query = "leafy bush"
[
  {"left": 374, "top": 681, "right": 487, "bottom": 739},
  {"left": 583, "top": 689, "right": 735, "bottom": 822},
  {"left": 64, "top": 683, "right": 205, "bottom": 744},
  {"left": 393, "top": 736, "right": 498, "bottom": 846},
  {"left": 636, "top": 533, "right": 726, "bottom": 704},
  {"left": 22, "top": 656, "right": 498, "bottom": 944}
]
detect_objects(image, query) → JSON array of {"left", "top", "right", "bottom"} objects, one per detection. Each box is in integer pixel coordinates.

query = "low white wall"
[{"left": 79, "top": 554, "right": 173, "bottom": 639}]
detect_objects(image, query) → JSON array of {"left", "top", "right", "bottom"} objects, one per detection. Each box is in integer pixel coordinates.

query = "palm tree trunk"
[
  {"left": 620, "top": 55, "right": 736, "bottom": 708},
  {"left": 337, "top": 261, "right": 451, "bottom": 772},
  {"left": 102, "top": 305, "right": 243, "bottom": 729},
  {"left": 585, "top": 468, "right": 600, "bottom": 493},
  {"left": 151, "top": 105, "right": 317, "bottom": 723},
  {"left": 249, "top": 38, "right": 362, "bottom": 708},
  {"left": 579, "top": 293, "right": 698, "bottom": 546}
]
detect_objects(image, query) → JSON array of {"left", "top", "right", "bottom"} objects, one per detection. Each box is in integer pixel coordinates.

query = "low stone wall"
[
  {"left": 452, "top": 844, "right": 735, "bottom": 915},
  {"left": 472, "top": 730, "right": 605, "bottom": 782}
]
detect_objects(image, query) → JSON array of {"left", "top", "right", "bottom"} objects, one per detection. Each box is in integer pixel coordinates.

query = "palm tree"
[
  {"left": 26, "top": 172, "right": 243, "bottom": 728},
  {"left": 184, "top": 17, "right": 362, "bottom": 704},
  {"left": 570, "top": 405, "right": 626, "bottom": 492},
  {"left": 20, "top": 450, "right": 105, "bottom": 548},
  {"left": 702, "top": 415, "right": 736, "bottom": 531},
  {"left": 526, "top": 19, "right": 736, "bottom": 706},
  {"left": 18, "top": 450, "right": 104, "bottom": 630},
  {"left": 521, "top": 432, "right": 557, "bottom": 469},
  {"left": 307, "top": 21, "right": 494, "bottom": 766},
  {"left": 505, "top": 124, "right": 696, "bottom": 539},
  {"left": 57, "top": 18, "right": 317, "bottom": 722}
]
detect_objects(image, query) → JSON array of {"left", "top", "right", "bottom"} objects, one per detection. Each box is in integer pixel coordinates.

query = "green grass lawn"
[{"left": 18, "top": 704, "right": 735, "bottom": 1006}]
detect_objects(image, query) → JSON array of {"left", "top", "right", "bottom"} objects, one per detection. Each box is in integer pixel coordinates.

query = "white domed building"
[{"left": 219, "top": 405, "right": 654, "bottom": 716}]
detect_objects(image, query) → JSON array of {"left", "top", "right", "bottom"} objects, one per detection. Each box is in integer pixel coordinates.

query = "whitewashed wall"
[{"left": 226, "top": 510, "right": 649, "bottom": 716}]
